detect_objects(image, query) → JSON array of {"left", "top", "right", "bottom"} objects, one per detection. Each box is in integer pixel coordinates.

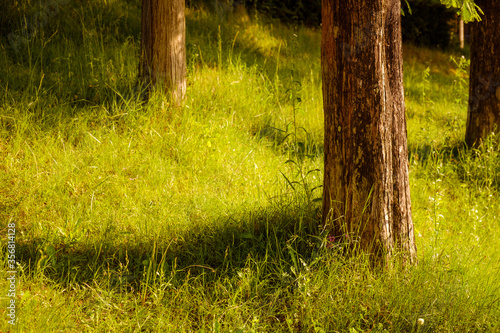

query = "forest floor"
[{"left": 1, "top": 2, "right": 499, "bottom": 332}]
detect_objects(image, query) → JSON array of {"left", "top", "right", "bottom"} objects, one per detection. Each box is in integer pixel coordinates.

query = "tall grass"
[{"left": 0, "top": 1, "right": 499, "bottom": 332}]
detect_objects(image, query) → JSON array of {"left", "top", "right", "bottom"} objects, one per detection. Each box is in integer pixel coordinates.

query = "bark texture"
[
  {"left": 140, "top": 0, "right": 186, "bottom": 105},
  {"left": 465, "top": 0, "right": 500, "bottom": 147},
  {"left": 321, "top": 0, "right": 416, "bottom": 263}
]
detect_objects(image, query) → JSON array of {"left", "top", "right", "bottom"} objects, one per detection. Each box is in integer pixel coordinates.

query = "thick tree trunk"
[
  {"left": 321, "top": 0, "right": 416, "bottom": 264},
  {"left": 140, "top": 0, "right": 186, "bottom": 105},
  {"left": 465, "top": 0, "right": 500, "bottom": 147}
]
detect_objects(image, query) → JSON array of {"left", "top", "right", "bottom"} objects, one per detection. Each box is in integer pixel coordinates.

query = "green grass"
[{"left": 1, "top": 1, "right": 499, "bottom": 332}]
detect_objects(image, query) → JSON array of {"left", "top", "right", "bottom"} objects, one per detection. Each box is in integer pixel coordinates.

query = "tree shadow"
[
  {"left": 407, "top": 140, "right": 465, "bottom": 166},
  {"left": 408, "top": 137, "right": 500, "bottom": 191},
  {"left": 14, "top": 200, "right": 323, "bottom": 291}
]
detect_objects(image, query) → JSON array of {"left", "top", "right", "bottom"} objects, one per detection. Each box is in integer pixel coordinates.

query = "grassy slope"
[{"left": 1, "top": 2, "right": 499, "bottom": 332}]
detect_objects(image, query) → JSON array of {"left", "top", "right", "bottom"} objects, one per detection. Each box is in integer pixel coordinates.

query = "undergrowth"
[{"left": 0, "top": 1, "right": 499, "bottom": 332}]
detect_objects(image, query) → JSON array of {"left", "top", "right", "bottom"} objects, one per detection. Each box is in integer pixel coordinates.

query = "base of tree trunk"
[{"left": 321, "top": 0, "right": 416, "bottom": 265}]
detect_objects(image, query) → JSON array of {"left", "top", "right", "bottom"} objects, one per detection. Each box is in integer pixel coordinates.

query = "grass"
[{"left": 1, "top": 1, "right": 499, "bottom": 332}]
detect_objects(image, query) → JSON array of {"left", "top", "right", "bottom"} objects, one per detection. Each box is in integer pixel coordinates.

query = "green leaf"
[
  {"left": 280, "top": 170, "right": 296, "bottom": 191},
  {"left": 306, "top": 168, "right": 321, "bottom": 176},
  {"left": 401, "top": 0, "right": 412, "bottom": 16},
  {"left": 239, "top": 232, "right": 253, "bottom": 239},
  {"left": 440, "top": 0, "right": 483, "bottom": 22}
]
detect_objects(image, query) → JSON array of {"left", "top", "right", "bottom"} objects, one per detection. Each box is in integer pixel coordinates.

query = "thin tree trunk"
[
  {"left": 321, "top": 0, "right": 416, "bottom": 264},
  {"left": 459, "top": 19, "right": 464, "bottom": 49},
  {"left": 140, "top": 0, "right": 186, "bottom": 105},
  {"left": 465, "top": 0, "right": 500, "bottom": 147}
]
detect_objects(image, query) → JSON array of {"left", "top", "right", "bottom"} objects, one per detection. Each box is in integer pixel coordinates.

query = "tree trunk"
[
  {"left": 321, "top": 0, "right": 416, "bottom": 264},
  {"left": 459, "top": 19, "right": 464, "bottom": 49},
  {"left": 465, "top": 0, "right": 500, "bottom": 147},
  {"left": 140, "top": 0, "right": 186, "bottom": 105}
]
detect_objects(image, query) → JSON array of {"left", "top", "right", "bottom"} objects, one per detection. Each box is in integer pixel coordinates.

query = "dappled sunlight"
[
  {"left": 239, "top": 22, "right": 283, "bottom": 57},
  {"left": 0, "top": 2, "right": 499, "bottom": 332}
]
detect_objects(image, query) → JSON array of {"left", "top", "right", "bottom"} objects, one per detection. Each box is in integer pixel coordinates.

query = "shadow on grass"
[
  {"left": 408, "top": 140, "right": 466, "bottom": 165},
  {"left": 409, "top": 136, "right": 500, "bottom": 191},
  {"left": 15, "top": 200, "right": 323, "bottom": 291},
  {"left": 254, "top": 123, "right": 324, "bottom": 160}
]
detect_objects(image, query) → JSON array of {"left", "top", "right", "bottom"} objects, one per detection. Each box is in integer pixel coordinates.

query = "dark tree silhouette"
[{"left": 465, "top": 0, "right": 500, "bottom": 146}]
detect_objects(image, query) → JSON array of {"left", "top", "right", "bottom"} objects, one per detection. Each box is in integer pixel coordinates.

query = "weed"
[{"left": 450, "top": 55, "right": 470, "bottom": 105}]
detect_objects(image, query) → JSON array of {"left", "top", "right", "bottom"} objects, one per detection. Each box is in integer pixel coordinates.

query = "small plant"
[
  {"left": 459, "top": 129, "right": 500, "bottom": 190},
  {"left": 278, "top": 80, "right": 322, "bottom": 230},
  {"left": 418, "top": 66, "right": 431, "bottom": 104},
  {"left": 450, "top": 55, "right": 470, "bottom": 105}
]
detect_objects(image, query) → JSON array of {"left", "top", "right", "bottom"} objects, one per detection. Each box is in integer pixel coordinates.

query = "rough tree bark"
[
  {"left": 465, "top": 0, "right": 500, "bottom": 147},
  {"left": 321, "top": 0, "right": 416, "bottom": 264},
  {"left": 140, "top": 0, "right": 186, "bottom": 105}
]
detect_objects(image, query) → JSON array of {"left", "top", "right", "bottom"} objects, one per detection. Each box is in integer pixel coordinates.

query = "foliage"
[
  {"left": 440, "top": 0, "right": 484, "bottom": 22},
  {"left": 402, "top": 0, "right": 457, "bottom": 49},
  {"left": 401, "top": 0, "right": 483, "bottom": 48},
  {"left": 450, "top": 55, "right": 470, "bottom": 105}
]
